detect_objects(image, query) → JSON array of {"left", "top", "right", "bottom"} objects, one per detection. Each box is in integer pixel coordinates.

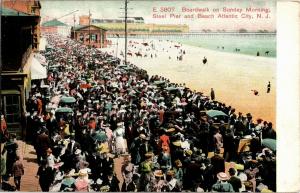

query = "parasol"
[
  {"left": 206, "top": 110, "right": 228, "bottom": 117},
  {"left": 153, "top": 80, "right": 165, "bottom": 85},
  {"left": 60, "top": 96, "right": 76, "bottom": 103},
  {"left": 93, "top": 131, "right": 107, "bottom": 142},
  {"left": 55, "top": 107, "right": 74, "bottom": 113},
  {"left": 40, "top": 85, "right": 50, "bottom": 89},
  {"left": 165, "top": 87, "right": 178, "bottom": 91},
  {"left": 262, "top": 138, "right": 276, "bottom": 151},
  {"left": 80, "top": 84, "right": 92, "bottom": 89}
]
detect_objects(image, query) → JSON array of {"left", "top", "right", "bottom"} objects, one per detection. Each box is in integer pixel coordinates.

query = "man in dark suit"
[
  {"left": 103, "top": 171, "right": 120, "bottom": 192},
  {"left": 126, "top": 174, "right": 140, "bottom": 192},
  {"left": 100, "top": 151, "right": 114, "bottom": 177},
  {"left": 46, "top": 112, "right": 58, "bottom": 137},
  {"left": 211, "top": 150, "right": 225, "bottom": 176},
  {"left": 139, "top": 138, "right": 153, "bottom": 162},
  {"left": 66, "top": 135, "right": 81, "bottom": 155},
  {"left": 36, "top": 129, "right": 51, "bottom": 164},
  {"left": 228, "top": 168, "right": 242, "bottom": 192}
]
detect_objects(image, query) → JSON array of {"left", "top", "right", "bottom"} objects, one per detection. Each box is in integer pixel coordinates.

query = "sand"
[{"left": 101, "top": 38, "right": 276, "bottom": 126}]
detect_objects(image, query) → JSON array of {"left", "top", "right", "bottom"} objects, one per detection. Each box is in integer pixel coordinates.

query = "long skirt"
[{"left": 115, "top": 136, "right": 127, "bottom": 154}]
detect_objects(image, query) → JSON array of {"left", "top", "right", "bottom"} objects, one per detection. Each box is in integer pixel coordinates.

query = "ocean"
[{"left": 129, "top": 33, "right": 276, "bottom": 58}]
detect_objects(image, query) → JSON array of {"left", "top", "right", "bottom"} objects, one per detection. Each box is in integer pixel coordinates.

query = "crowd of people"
[{"left": 1, "top": 34, "right": 276, "bottom": 192}]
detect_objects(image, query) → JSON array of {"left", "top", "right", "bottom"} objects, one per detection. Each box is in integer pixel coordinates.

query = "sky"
[{"left": 40, "top": 0, "right": 276, "bottom": 31}]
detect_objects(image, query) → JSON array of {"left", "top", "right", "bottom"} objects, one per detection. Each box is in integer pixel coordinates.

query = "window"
[
  {"left": 91, "top": 34, "right": 97, "bottom": 42},
  {"left": 3, "top": 95, "right": 20, "bottom": 124},
  {"left": 79, "top": 33, "right": 84, "bottom": 42}
]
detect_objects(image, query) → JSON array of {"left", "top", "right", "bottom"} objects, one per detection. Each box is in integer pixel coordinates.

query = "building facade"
[
  {"left": 3, "top": 0, "right": 41, "bottom": 50},
  {"left": 41, "top": 19, "right": 71, "bottom": 37},
  {"left": 1, "top": 0, "right": 42, "bottom": 137},
  {"left": 71, "top": 25, "right": 108, "bottom": 48}
]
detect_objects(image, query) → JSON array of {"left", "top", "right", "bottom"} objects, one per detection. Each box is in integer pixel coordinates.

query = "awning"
[
  {"left": 39, "top": 37, "right": 47, "bottom": 51},
  {"left": 34, "top": 53, "right": 47, "bottom": 66},
  {"left": 31, "top": 57, "right": 47, "bottom": 80}
]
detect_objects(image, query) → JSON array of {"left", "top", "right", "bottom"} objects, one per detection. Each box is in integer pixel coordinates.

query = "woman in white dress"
[{"left": 113, "top": 122, "right": 127, "bottom": 155}]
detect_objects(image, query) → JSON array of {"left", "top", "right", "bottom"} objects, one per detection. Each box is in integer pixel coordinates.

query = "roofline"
[
  {"left": 73, "top": 24, "right": 107, "bottom": 31},
  {"left": 1, "top": 7, "right": 39, "bottom": 17}
]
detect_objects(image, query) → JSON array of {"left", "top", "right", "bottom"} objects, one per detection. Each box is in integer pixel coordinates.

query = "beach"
[{"left": 101, "top": 38, "right": 276, "bottom": 126}]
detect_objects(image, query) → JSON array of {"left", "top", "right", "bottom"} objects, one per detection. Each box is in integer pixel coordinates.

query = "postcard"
[{"left": 1, "top": 0, "right": 299, "bottom": 192}]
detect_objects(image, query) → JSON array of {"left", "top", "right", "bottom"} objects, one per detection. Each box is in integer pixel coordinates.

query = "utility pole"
[
  {"left": 124, "top": 0, "right": 128, "bottom": 65},
  {"left": 73, "top": 14, "right": 76, "bottom": 40},
  {"left": 89, "top": 9, "right": 91, "bottom": 46}
]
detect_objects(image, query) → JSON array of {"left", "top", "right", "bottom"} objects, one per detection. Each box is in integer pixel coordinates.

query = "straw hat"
[
  {"left": 78, "top": 169, "right": 88, "bottom": 177},
  {"left": 139, "top": 134, "right": 147, "bottom": 140},
  {"left": 145, "top": 152, "right": 154, "bottom": 158},
  {"left": 75, "top": 149, "right": 82, "bottom": 155},
  {"left": 100, "top": 185, "right": 110, "bottom": 192},
  {"left": 154, "top": 170, "right": 164, "bottom": 178},
  {"left": 172, "top": 140, "right": 181, "bottom": 147},
  {"left": 185, "top": 149, "right": 193, "bottom": 156},
  {"left": 166, "top": 170, "right": 175, "bottom": 176},
  {"left": 98, "top": 143, "right": 110, "bottom": 154},
  {"left": 244, "top": 181, "right": 253, "bottom": 189},
  {"left": 166, "top": 128, "right": 176, "bottom": 133},
  {"left": 175, "top": 159, "right": 182, "bottom": 167},
  {"left": 217, "top": 172, "right": 229, "bottom": 181}
]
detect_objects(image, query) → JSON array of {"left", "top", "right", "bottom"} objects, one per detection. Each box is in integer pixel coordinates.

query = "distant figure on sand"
[
  {"left": 257, "top": 51, "right": 260, "bottom": 56},
  {"left": 211, "top": 88, "right": 215, "bottom": 100},
  {"left": 203, "top": 57, "right": 207, "bottom": 65},
  {"left": 251, "top": 90, "right": 259, "bottom": 96},
  {"left": 267, "top": 81, "right": 271, "bottom": 93},
  {"left": 265, "top": 51, "right": 270, "bottom": 56}
]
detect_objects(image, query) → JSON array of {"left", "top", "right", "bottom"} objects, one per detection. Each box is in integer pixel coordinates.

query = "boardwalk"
[
  {"left": 8, "top": 141, "right": 41, "bottom": 191},
  {"left": 3, "top": 140, "right": 125, "bottom": 192}
]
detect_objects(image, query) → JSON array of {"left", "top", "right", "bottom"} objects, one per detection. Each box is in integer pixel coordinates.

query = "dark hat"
[
  {"left": 228, "top": 168, "right": 236, "bottom": 175},
  {"left": 132, "top": 174, "right": 140, "bottom": 181}
]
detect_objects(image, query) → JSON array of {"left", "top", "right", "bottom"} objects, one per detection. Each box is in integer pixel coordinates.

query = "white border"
[{"left": 277, "top": 1, "right": 300, "bottom": 192}]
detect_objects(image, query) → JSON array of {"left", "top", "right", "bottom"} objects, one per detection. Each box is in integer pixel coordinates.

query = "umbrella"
[
  {"left": 93, "top": 131, "right": 107, "bottom": 142},
  {"left": 206, "top": 110, "right": 228, "bottom": 117},
  {"left": 55, "top": 107, "right": 73, "bottom": 113},
  {"left": 165, "top": 87, "right": 178, "bottom": 91},
  {"left": 118, "top": 64, "right": 127, "bottom": 68},
  {"left": 80, "top": 84, "right": 92, "bottom": 89},
  {"left": 60, "top": 96, "right": 76, "bottom": 103},
  {"left": 41, "top": 85, "right": 50, "bottom": 89},
  {"left": 262, "top": 138, "right": 276, "bottom": 151},
  {"left": 153, "top": 80, "right": 165, "bottom": 85}
]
